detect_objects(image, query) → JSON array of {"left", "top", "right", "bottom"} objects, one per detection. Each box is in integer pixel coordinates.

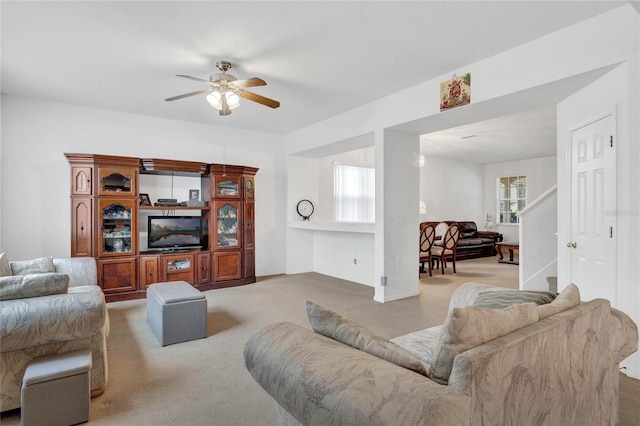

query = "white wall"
[
  {"left": 420, "top": 156, "right": 484, "bottom": 225},
  {"left": 286, "top": 146, "right": 376, "bottom": 285},
  {"left": 483, "top": 156, "right": 557, "bottom": 242},
  {"left": 519, "top": 186, "right": 558, "bottom": 291},
  {"left": 0, "top": 95, "right": 287, "bottom": 277},
  {"left": 314, "top": 232, "right": 375, "bottom": 286}
]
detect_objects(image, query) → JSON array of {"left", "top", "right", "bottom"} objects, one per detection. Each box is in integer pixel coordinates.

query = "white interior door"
[{"left": 569, "top": 112, "right": 616, "bottom": 303}]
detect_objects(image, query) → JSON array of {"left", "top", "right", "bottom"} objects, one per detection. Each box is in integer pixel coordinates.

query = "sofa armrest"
[
  {"left": 609, "top": 307, "right": 639, "bottom": 363},
  {"left": 0, "top": 287, "right": 106, "bottom": 352},
  {"left": 53, "top": 257, "right": 97, "bottom": 287},
  {"left": 244, "top": 322, "right": 470, "bottom": 426}
]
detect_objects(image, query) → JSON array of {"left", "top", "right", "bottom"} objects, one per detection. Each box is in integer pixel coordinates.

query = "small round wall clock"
[{"left": 296, "top": 199, "right": 314, "bottom": 220}]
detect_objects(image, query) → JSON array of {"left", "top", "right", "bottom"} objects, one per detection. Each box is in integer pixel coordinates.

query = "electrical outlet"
[{"left": 353, "top": 258, "right": 357, "bottom": 265}]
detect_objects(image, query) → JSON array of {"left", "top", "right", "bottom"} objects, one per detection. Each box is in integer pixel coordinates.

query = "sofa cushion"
[
  {"left": 0, "top": 273, "right": 69, "bottom": 301},
  {"left": 390, "top": 325, "right": 442, "bottom": 373},
  {"left": 10, "top": 257, "right": 55, "bottom": 275},
  {"left": 431, "top": 302, "right": 539, "bottom": 385},
  {"left": 306, "top": 301, "right": 429, "bottom": 376},
  {"left": 0, "top": 253, "right": 12, "bottom": 277},
  {"left": 458, "top": 222, "right": 478, "bottom": 238},
  {"left": 473, "top": 290, "right": 557, "bottom": 309},
  {"left": 537, "top": 284, "right": 580, "bottom": 320},
  {"left": 477, "top": 237, "right": 498, "bottom": 244}
]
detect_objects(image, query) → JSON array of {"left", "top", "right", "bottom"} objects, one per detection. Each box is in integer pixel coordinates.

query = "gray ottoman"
[
  {"left": 21, "top": 349, "right": 92, "bottom": 426},
  {"left": 147, "top": 281, "right": 207, "bottom": 346}
]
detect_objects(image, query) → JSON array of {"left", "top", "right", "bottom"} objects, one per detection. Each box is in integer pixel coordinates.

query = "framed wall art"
[{"left": 440, "top": 73, "right": 471, "bottom": 111}]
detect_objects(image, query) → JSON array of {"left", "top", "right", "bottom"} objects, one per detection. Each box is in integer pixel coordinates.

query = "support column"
[{"left": 374, "top": 129, "right": 421, "bottom": 302}]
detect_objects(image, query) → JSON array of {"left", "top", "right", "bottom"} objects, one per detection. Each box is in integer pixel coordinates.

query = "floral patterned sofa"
[
  {"left": 244, "top": 283, "right": 638, "bottom": 426},
  {"left": 0, "top": 255, "right": 109, "bottom": 412}
]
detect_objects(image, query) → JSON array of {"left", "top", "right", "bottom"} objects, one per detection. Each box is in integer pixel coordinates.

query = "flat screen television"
[{"left": 147, "top": 216, "right": 203, "bottom": 250}]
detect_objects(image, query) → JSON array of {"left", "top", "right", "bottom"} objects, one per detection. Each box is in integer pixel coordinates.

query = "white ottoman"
[
  {"left": 147, "top": 281, "right": 207, "bottom": 346},
  {"left": 21, "top": 349, "right": 92, "bottom": 426}
]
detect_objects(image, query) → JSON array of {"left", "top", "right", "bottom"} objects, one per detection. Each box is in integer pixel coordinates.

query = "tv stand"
[
  {"left": 141, "top": 248, "right": 194, "bottom": 254},
  {"left": 165, "top": 248, "right": 191, "bottom": 253}
]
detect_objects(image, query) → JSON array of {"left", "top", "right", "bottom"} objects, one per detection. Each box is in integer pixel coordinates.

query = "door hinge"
[
  {"left": 610, "top": 226, "right": 613, "bottom": 238},
  {"left": 610, "top": 136, "right": 613, "bottom": 147}
]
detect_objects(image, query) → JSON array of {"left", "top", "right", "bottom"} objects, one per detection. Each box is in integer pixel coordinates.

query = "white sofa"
[{"left": 0, "top": 257, "right": 109, "bottom": 412}]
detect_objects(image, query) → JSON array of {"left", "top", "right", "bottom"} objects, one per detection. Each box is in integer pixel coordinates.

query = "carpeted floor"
[{"left": 2, "top": 257, "right": 639, "bottom": 425}]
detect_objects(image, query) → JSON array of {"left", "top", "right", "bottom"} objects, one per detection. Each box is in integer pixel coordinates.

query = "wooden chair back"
[
  {"left": 442, "top": 223, "right": 461, "bottom": 251},
  {"left": 420, "top": 224, "right": 436, "bottom": 253}
]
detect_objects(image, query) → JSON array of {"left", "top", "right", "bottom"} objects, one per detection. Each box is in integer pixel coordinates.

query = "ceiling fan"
[{"left": 165, "top": 61, "right": 280, "bottom": 116}]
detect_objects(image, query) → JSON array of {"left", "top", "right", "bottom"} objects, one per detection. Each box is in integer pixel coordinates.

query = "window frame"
[{"left": 496, "top": 175, "right": 527, "bottom": 225}]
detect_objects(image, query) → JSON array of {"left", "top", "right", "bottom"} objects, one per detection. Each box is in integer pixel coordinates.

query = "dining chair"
[
  {"left": 419, "top": 223, "right": 437, "bottom": 276},
  {"left": 431, "top": 223, "right": 461, "bottom": 274}
]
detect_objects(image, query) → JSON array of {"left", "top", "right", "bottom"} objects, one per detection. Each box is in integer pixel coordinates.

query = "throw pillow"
[
  {"left": 10, "top": 257, "right": 55, "bottom": 275},
  {"left": 0, "top": 273, "right": 69, "bottom": 301},
  {"left": 0, "top": 253, "right": 12, "bottom": 277},
  {"left": 306, "top": 301, "right": 429, "bottom": 376},
  {"left": 537, "top": 284, "right": 580, "bottom": 320},
  {"left": 431, "top": 302, "right": 539, "bottom": 385},
  {"left": 473, "top": 290, "right": 557, "bottom": 309}
]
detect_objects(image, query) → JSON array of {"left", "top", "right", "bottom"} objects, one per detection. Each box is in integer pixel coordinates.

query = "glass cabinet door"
[
  {"left": 99, "top": 199, "right": 137, "bottom": 256},
  {"left": 98, "top": 167, "right": 137, "bottom": 196},
  {"left": 244, "top": 177, "right": 255, "bottom": 200},
  {"left": 214, "top": 201, "right": 241, "bottom": 249},
  {"left": 214, "top": 175, "right": 240, "bottom": 198}
]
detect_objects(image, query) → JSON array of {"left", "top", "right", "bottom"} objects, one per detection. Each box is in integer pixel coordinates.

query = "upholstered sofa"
[
  {"left": 244, "top": 282, "right": 638, "bottom": 426},
  {"left": 0, "top": 256, "right": 109, "bottom": 412},
  {"left": 426, "top": 221, "right": 503, "bottom": 260}
]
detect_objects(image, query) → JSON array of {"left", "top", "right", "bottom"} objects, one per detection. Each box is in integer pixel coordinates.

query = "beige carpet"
[{"left": 2, "top": 257, "right": 638, "bottom": 425}]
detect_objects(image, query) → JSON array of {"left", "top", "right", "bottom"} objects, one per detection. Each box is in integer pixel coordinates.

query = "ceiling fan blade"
[
  {"left": 238, "top": 89, "right": 280, "bottom": 109},
  {"left": 176, "top": 74, "right": 210, "bottom": 84},
  {"left": 232, "top": 77, "right": 266, "bottom": 88},
  {"left": 165, "top": 88, "right": 212, "bottom": 102}
]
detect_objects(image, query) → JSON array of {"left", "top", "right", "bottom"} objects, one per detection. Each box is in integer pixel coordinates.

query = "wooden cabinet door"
[
  {"left": 160, "top": 254, "right": 195, "bottom": 284},
  {"left": 71, "top": 166, "right": 92, "bottom": 195},
  {"left": 196, "top": 252, "right": 211, "bottom": 285},
  {"left": 244, "top": 249, "right": 255, "bottom": 278},
  {"left": 139, "top": 256, "right": 159, "bottom": 290},
  {"left": 98, "top": 258, "right": 137, "bottom": 294},
  {"left": 97, "top": 166, "right": 137, "bottom": 196},
  {"left": 213, "top": 251, "right": 242, "bottom": 281},
  {"left": 71, "top": 197, "right": 93, "bottom": 257},
  {"left": 244, "top": 201, "right": 255, "bottom": 249}
]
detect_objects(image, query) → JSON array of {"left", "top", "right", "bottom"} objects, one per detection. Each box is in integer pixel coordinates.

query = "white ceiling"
[
  {"left": 1, "top": 1, "right": 632, "bottom": 161},
  {"left": 420, "top": 105, "right": 557, "bottom": 164}
]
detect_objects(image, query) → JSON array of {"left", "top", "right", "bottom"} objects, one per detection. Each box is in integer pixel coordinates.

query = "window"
[
  {"left": 497, "top": 176, "right": 527, "bottom": 224},
  {"left": 334, "top": 163, "right": 375, "bottom": 222}
]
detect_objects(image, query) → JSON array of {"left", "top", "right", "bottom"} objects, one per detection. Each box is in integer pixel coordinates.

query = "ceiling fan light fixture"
[
  {"left": 206, "top": 90, "right": 240, "bottom": 111},
  {"left": 225, "top": 91, "right": 241, "bottom": 110},
  {"left": 206, "top": 91, "right": 222, "bottom": 109}
]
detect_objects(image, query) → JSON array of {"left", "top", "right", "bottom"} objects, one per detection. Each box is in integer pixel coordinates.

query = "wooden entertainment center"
[{"left": 65, "top": 153, "right": 257, "bottom": 302}]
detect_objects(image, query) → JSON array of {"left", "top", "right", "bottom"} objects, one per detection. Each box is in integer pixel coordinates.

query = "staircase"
[{"left": 518, "top": 185, "right": 557, "bottom": 291}]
